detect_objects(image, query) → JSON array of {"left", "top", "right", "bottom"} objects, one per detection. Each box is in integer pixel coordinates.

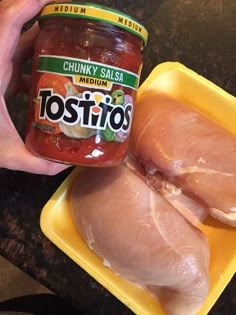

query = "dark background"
[{"left": 1, "top": 1, "right": 235, "bottom": 314}]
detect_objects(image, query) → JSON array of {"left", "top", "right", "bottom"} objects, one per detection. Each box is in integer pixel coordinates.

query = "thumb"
[
  {"left": 5, "top": 23, "right": 40, "bottom": 97},
  {"left": 0, "top": 0, "right": 52, "bottom": 66},
  {"left": 0, "top": 0, "right": 51, "bottom": 27},
  {"left": 14, "top": 22, "right": 40, "bottom": 63}
]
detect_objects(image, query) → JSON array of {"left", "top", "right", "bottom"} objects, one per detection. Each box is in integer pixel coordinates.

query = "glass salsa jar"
[{"left": 25, "top": 2, "right": 148, "bottom": 167}]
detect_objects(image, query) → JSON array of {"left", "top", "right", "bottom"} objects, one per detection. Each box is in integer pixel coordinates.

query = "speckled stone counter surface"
[{"left": 0, "top": 0, "right": 235, "bottom": 314}]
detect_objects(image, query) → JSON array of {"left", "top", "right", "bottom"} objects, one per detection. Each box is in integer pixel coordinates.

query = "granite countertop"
[{"left": 0, "top": 0, "right": 235, "bottom": 314}]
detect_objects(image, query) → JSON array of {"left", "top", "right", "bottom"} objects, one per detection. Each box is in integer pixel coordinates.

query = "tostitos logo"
[{"left": 37, "top": 90, "right": 133, "bottom": 133}]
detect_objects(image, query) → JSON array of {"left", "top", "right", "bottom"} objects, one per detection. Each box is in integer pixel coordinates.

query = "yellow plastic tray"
[{"left": 40, "top": 62, "right": 236, "bottom": 315}]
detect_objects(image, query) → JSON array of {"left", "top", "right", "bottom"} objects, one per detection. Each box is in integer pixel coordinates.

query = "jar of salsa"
[{"left": 25, "top": 2, "right": 148, "bottom": 167}]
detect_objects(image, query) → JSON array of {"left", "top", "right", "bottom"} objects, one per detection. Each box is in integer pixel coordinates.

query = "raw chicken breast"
[
  {"left": 130, "top": 94, "right": 236, "bottom": 227},
  {"left": 146, "top": 171, "right": 208, "bottom": 227},
  {"left": 71, "top": 165, "right": 210, "bottom": 315},
  {"left": 126, "top": 158, "right": 207, "bottom": 227}
]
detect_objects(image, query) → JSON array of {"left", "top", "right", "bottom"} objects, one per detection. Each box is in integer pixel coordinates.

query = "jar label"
[
  {"left": 38, "top": 55, "right": 139, "bottom": 91},
  {"left": 32, "top": 55, "right": 137, "bottom": 142}
]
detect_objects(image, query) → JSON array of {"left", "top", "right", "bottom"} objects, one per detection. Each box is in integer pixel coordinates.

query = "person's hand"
[{"left": 0, "top": 0, "right": 72, "bottom": 175}]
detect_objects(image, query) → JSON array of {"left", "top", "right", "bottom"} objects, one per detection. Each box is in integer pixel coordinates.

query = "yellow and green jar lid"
[{"left": 40, "top": 2, "right": 148, "bottom": 46}]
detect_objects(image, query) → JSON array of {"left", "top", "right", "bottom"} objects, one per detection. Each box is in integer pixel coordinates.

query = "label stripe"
[{"left": 37, "top": 56, "right": 139, "bottom": 90}]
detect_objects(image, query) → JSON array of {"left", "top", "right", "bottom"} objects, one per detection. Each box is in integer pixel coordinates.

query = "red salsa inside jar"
[{"left": 25, "top": 2, "right": 148, "bottom": 167}]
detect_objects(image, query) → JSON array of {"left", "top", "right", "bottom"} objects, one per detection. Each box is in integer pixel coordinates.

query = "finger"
[
  {"left": 0, "top": 0, "right": 52, "bottom": 66},
  {"left": 0, "top": 0, "right": 52, "bottom": 29},
  {"left": 0, "top": 0, "right": 52, "bottom": 90},
  {"left": 1, "top": 133, "right": 72, "bottom": 175},
  {"left": 13, "top": 22, "right": 40, "bottom": 63},
  {"left": 0, "top": 92, "right": 71, "bottom": 175},
  {"left": 14, "top": 0, "right": 72, "bottom": 62},
  {"left": 3, "top": 1, "right": 72, "bottom": 95},
  {"left": 5, "top": 74, "right": 31, "bottom": 99},
  {"left": 6, "top": 143, "right": 72, "bottom": 175},
  {"left": 5, "top": 23, "right": 39, "bottom": 97}
]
